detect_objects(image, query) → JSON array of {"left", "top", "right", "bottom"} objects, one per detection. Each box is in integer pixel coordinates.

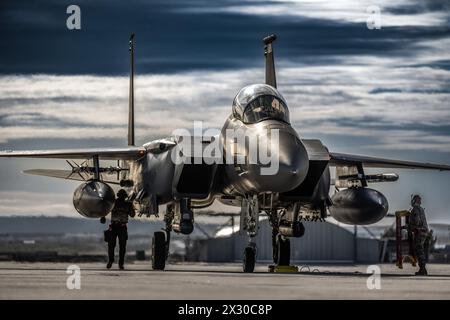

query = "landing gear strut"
[
  {"left": 268, "top": 208, "right": 298, "bottom": 272},
  {"left": 272, "top": 227, "right": 291, "bottom": 266},
  {"left": 241, "top": 196, "right": 259, "bottom": 273},
  {"left": 172, "top": 198, "right": 194, "bottom": 235}
]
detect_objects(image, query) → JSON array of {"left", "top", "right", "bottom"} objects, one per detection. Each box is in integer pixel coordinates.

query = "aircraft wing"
[
  {"left": 0, "top": 147, "right": 147, "bottom": 160},
  {"left": 329, "top": 152, "right": 450, "bottom": 171},
  {"left": 23, "top": 169, "right": 121, "bottom": 185}
]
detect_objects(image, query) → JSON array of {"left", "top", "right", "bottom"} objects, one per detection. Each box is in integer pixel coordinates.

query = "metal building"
[{"left": 193, "top": 220, "right": 380, "bottom": 263}]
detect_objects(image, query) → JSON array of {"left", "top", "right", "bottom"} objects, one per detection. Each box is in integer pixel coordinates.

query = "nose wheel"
[
  {"left": 243, "top": 243, "right": 257, "bottom": 273},
  {"left": 240, "top": 196, "right": 260, "bottom": 273}
]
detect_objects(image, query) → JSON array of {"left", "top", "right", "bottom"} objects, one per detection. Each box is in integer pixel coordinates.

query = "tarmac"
[{"left": 0, "top": 261, "right": 449, "bottom": 299}]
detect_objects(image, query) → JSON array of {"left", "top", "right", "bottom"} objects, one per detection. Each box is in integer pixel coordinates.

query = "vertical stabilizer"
[
  {"left": 128, "top": 33, "right": 135, "bottom": 146},
  {"left": 263, "top": 34, "right": 277, "bottom": 88}
]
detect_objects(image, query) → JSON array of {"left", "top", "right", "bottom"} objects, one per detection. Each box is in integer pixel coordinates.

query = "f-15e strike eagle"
[{"left": 1, "top": 34, "right": 449, "bottom": 272}]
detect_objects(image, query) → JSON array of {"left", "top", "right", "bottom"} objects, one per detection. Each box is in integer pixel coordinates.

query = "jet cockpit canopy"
[{"left": 232, "top": 84, "right": 290, "bottom": 124}]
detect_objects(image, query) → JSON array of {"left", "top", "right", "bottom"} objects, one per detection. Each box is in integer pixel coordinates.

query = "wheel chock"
[{"left": 268, "top": 265, "right": 299, "bottom": 273}]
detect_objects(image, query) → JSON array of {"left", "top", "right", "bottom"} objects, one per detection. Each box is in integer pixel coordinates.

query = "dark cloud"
[
  {"left": 0, "top": 96, "right": 94, "bottom": 105},
  {"left": 384, "top": 0, "right": 450, "bottom": 15},
  {"left": 0, "top": 137, "right": 125, "bottom": 150},
  {"left": 409, "top": 60, "right": 450, "bottom": 71},
  {"left": 300, "top": 115, "right": 450, "bottom": 137},
  {"left": 0, "top": 0, "right": 449, "bottom": 74},
  {"left": 369, "top": 87, "right": 450, "bottom": 94},
  {"left": 0, "top": 112, "right": 123, "bottom": 128}
]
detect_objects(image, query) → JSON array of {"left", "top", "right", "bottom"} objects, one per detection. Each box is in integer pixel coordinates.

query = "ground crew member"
[
  {"left": 409, "top": 195, "right": 429, "bottom": 276},
  {"left": 106, "top": 189, "right": 135, "bottom": 270},
  {"left": 424, "top": 229, "right": 434, "bottom": 263}
]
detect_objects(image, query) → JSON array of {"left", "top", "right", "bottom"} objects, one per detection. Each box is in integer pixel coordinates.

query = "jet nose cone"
[{"left": 253, "top": 131, "right": 309, "bottom": 193}]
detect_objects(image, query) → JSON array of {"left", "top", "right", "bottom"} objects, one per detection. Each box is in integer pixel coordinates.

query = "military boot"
[{"left": 415, "top": 265, "right": 428, "bottom": 276}]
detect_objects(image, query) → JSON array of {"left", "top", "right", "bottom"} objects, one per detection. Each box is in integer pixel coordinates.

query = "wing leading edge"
[
  {"left": 23, "top": 169, "right": 121, "bottom": 185},
  {"left": 329, "top": 152, "right": 450, "bottom": 171},
  {"left": 0, "top": 147, "right": 147, "bottom": 160}
]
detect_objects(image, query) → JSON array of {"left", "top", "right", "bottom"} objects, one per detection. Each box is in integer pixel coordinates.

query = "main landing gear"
[
  {"left": 243, "top": 243, "right": 257, "bottom": 273},
  {"left": 151, "top": 230, "right": 168, "bottom": 270},
  {"left": 152, "top": 199, "right": 194, "bottom": 271},
  {"left": 151, "top": 203, "right": 174, "bottom": 270},
  {"left": 268, "top": 235, "right": 297, "bottom": 273},
  {"left": 268, "top": 208, "right": 301, "bottom": 273},
  {"left": 273, "top": 233, "right": 291, "bottom": 266}
]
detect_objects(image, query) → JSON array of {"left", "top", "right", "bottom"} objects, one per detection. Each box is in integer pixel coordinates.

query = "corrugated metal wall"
[
  {"left": 356, "top": 238, "right": 382, "bottom": 263},
  {"left": 195, "top": 220, "right": 380, "bottom": 263}
]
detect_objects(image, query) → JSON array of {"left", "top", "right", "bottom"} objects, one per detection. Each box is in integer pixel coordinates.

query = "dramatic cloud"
[
  {"left": 1, "top": 0, "right": 449, "bottom": 74},
  {"left": 1, "top": 47, "right": 449, "bottom": 151},
  {"left": 190, "top": 0, "right": 450, "bottom": 27}
]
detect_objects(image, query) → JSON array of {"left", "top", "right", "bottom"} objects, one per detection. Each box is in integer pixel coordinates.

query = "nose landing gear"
[{"left": 241, "top": 196, "right": 259, "bottom": 273}]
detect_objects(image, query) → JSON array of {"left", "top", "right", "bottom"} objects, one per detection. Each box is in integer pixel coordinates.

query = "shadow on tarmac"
[{"left": 1, "top": 264, "right": 450, "bottom": 279}]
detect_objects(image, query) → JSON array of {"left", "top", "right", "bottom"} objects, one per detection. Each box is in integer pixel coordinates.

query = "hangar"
[{"left": 190, "top": 219, "right": 380, "bottom": 264}]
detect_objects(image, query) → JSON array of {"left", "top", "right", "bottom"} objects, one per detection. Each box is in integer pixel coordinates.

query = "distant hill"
[
  {"left": 0, "top": 216, "right": 219, "bottom": 238},
  {"left": 3, "top": 216, "right": 446, "bottom": 244},
  {"left": 0, "top": 216, "right": 163, "bottom": 235}
]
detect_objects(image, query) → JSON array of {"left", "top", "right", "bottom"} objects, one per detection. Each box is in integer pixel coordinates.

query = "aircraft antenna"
[{"left": 128, "top": 33, "right": 135, "bottom": 146}]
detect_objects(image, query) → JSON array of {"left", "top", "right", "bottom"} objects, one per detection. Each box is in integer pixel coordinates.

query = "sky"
[{"left": 0, "top": 0, "right": 449, "bottom": 223}]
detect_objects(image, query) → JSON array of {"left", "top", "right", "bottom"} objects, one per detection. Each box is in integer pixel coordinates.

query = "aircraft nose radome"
[{"left": 253, "top": 132, "right": 309, "bottom": 193}]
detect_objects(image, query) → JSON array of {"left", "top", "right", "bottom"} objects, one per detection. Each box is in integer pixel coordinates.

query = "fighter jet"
[{"left": 1, "top": 34, "right": 450, "bottom": 272}]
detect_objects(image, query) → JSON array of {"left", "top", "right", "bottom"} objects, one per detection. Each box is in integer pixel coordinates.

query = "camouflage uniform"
[
  {"left": 409, "top": 204, "right": 429, "bottom": 270},
  {"left": 108, "top": 198, "right": 135, "bottom": 268},
  {"left": 423, "top": 230, "right": 434, "bottom": 263}
]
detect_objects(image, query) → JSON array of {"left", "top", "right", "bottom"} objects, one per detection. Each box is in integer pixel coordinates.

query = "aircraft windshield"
[{"left": 243, "top": 95, "right": 289, "bottom": 124}]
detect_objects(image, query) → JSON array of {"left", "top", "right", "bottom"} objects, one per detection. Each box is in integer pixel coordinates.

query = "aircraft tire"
[
  {"left": 243, "top": 246, "right": 256, "bottom": 273},
  {"left": 277, "top": 236, "right": 290, "bottom": 266},
  {"left": 152, "top": 231, "right": 166, "bottom": 270}
]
